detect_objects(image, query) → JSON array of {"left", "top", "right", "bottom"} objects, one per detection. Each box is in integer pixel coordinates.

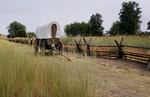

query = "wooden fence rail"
[
  {"left": 7, "top": 37, "right": 150, "bottom": 70},
  {"left": 63, "top": 44, "right": 150, "bottom": 70}
]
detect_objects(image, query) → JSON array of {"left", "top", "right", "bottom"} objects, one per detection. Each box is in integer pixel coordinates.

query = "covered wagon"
[{"left": 34, "top": 21, "right": 63, "bottom": 54}]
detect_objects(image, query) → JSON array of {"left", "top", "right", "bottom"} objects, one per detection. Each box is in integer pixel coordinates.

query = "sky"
[{"left": 0, "top": 0, "right": 150, "bottom": 36}]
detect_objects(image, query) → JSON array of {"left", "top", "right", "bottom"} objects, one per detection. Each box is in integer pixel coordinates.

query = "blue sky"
[{"left": 0, "top": 0, "right": 150, "bottom": 35}]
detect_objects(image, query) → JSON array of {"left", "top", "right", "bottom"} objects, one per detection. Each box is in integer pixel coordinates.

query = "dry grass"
[
  {"left": 61, "top": 36, "right": 150, "bottom": 47},
  {"left": 0, "top": 39, "right": 150, "bottom": 97},
  {"left": 0, "top": 40, "right": 92, "bottom": 97}
]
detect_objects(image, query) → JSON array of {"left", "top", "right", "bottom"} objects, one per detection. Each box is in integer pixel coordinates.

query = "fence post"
[
  {"left": 73, "top": 39, "right": 82, "bottom": 54},
  {"left": 83, "top": 37, "right": 92, "bottom": 56},
  {"left": 146, "top": 60, "right": 150, "bottom": 71},
  {"left": 115, "top": 37, "right": 124, "bottom": 59}
]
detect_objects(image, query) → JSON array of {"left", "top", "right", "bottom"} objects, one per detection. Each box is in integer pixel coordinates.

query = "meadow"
[
  {"left": 0, "top": 39, "right": 150, "bottom": 97},
  {"left": 6, "top": 36, "right": 150, "bottom": 48},
  {"left": 0, "top": 40, "right": 92, "bottom": 97},
  {"left": 61, "top": 36, "right": 150, "bottom": 48}
]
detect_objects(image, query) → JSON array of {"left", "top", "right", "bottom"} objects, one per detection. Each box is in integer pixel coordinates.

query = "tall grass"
[
  {"left": 1, "top": 39, "right": 150, "bottom": 97},
  {"left": 61, "top": 36, "right": 150, "bottom": 47},
  {"left": 0, "top": 40, "right": 93, "bottom": 97}
]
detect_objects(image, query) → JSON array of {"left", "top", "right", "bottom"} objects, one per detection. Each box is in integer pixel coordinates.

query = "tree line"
[
  {"left": 65, "top": 1, "right": 150, "bottom": 36},
  {"left": 64, "top": 13, "right": 104, "bottom": 36},
  {"left": 6, "top": 1, "right": 150, "bottom": 37}
]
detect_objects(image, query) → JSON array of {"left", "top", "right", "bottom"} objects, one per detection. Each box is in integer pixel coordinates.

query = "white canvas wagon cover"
[{"left": 36, "top": 21, "right": 60, "bottom": 39}]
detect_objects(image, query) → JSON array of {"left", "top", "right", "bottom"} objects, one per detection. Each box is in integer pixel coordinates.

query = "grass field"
[
  {"left": 61, "top": 36, "right": 150, "bottom": 48},
  {"left": 0, "top": 39, "right": 150, "bottom": 97},
  {"left": 5, "top": 35, "right": 150, "bottom": 48},
  {"left": 0, "top": 40, "right": 92, "bottom": 97}
]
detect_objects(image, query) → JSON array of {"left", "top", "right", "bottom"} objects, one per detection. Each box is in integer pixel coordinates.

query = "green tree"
[
  {"left": 64, "top": 22, "right": 89, "bottom": 36},
  {"left": 7, "top": 21, "right": 26, "bottom": 37},
  {"left": 119, "top": 1, "right": 142, "bottom": 35},
  {"left": 107, "top": 21, "right": 121, "bottom": 36},
  {"left": 88, "top": 13, "right": 104, "bottom": 36},
  {"left": 147, "top": 21, "right": 150, "bottom": 30},
  {"left": 26, "top": 32, "right": 35, "bottom": 38}
]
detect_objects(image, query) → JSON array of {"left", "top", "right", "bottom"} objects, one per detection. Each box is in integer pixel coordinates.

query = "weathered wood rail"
[
  {"left": 7, "top": 37, "right": 150, "bottom": 70},
  {"left": 63, "top": 44, "right": 150, "bottom": 70}
]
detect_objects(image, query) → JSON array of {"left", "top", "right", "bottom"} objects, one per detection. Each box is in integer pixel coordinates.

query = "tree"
[
  {"left": 107, "top": 21, "right": 121, "bottom": 36},
  {"left": 26, "top": 32, "right": 35, "bottom": 38},
  {"left": 64, "top": 13, "right": 104, "bottom": 36},
  {"left": 64, "top": 22, "right": 89, "bottom": 36},
  {"left": 88, "top": 13, "right": 104, "bottom": 36},
  {"left": 119, "top": 1, "right": 142, "bottom": 35},
  {"left": 147, "top": 21, "right": 150, "bottom": 30},
  {"left": 7, "top": 21, "right": 26, "bottom": 37}
]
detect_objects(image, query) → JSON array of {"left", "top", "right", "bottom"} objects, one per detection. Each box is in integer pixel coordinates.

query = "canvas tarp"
[{"left": 36, "top": 21, "right": 60, "bottom": 39}]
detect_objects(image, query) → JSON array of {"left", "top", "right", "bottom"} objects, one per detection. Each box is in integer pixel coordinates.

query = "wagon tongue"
[{"left": 52, "top": 48, "right": 72, "bottom": 62}]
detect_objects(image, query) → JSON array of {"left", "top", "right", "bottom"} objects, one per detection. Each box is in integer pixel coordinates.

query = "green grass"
[
  {"left": 61, "top": 36, "right": 150, "bottom": 47},
  {"left": 0, "top": 40, "right": 93, "bottom": 97}
]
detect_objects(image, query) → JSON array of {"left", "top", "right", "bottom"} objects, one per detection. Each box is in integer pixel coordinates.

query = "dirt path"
[
  {"left": 65, "top": 52, "right": 150, "bottom": 97},
  {"left": 87, "top": 57, "right": 150, "bottom": 97}
]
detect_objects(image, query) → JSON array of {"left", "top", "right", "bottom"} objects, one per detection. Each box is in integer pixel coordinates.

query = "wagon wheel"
[
  {"left": 55, "top": 41, "right": 63, "bottom": 53},
  {"left": 34, "top": 44, "right": 38, "bottom": 54},
  {"left": 39, "top": 40, "right": 46, "bottom": 55},
  {"left": 34, "top": 38, "right": 39, "bottom": 55}
]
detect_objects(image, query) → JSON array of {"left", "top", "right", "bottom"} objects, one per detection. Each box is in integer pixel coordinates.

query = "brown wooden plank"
[
  {"left": 124, "top": 45, "right": 150, "bottom": 49},
  {"left": 124, "top": 51, "right": 150, "bottom": 58},
  {"left": 125, "top": 55, "right": 149, "bottom": 61}
]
